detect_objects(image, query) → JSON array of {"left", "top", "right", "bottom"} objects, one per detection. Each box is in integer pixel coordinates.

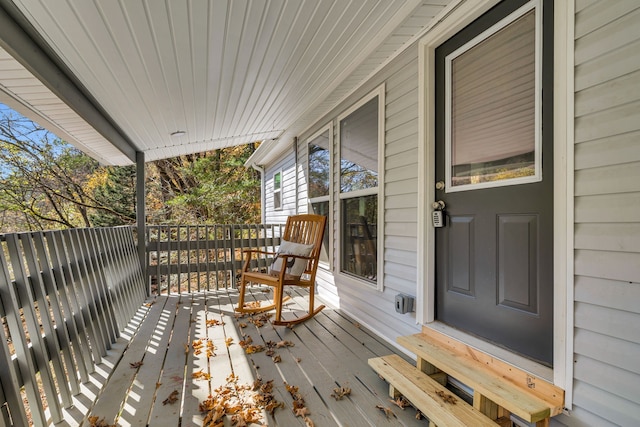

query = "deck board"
[
  {"left": 182, "top": 293, "right": 209, "bottom": 427},
  {"left": 148, "top": 294, "right": 193, "bottom": 426},
  {"left": 56, "top": 287, "right": 428, "bottom": 427},
  {"left": 119, "top": 295, "right": 180, "bottom": 427}
]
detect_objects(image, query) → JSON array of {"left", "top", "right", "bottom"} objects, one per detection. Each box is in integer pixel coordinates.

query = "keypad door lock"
[
  {"left": 432, "top": 210, "right": 445, "bottom": 228},
  {"left": 432, "top": 200, "right": 446, "bottom": 228}
]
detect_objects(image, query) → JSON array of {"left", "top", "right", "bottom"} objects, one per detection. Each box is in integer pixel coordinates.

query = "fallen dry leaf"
[
  {"left": 295, "top": 406, "right": 310, "bottom": 417},
  {"left": 331, "top": 386, "right": 351, "bottom": 400},
  {"left": 207, "top": 340, "right": 216, "bottom": 358},
  {"left": 390, "top": 396, "right": 409, "bottom": 409},
  {"left": 87, "top": 416, "right": 117, "bottom": 427},
  {"left": 272, "top": 355, "right": 282, "bottom": 363},
  {"left": 304, "top": 416, "right": 315, "bottom": 427},
  {"left": 376, "top": 405, "right": 396, "bottom": 419},
  {"left": 130, "top": 360, "right": 143, "bottom": 368},
  {"left": 276, "top": 340, "right": 294, "bottom": 348},
  {"left": 225, "top": 337, "right": 234, "bottom": 347},
  {"left": 162, "top": 389, "right": 179, "bottom": 405},
  {"left": 239, "top": 336, "right": 253, "bottom": 348},
  {"left": 192, "top": 370, "right": 211, "bottom": 380},
  {"left": 435, "top": 390, "right": 457, "bottom": 404},
  {"left": 244, "top": 344, "right": 265, "bottom": 354},
  {"left": 206, "top": 318, "right": 224, "bottom": 327}
]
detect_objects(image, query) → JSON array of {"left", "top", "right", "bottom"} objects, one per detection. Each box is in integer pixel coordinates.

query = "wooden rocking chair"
[{"left": 235, "top": 214, "right": 327, "bottom": 326}]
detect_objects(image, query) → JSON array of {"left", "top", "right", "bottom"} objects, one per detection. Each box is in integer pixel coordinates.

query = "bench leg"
[
  {"left": 417, "top": 356, "right": 438, "bottom": 375},
  {"left": 473, "top": 393, "right": 499, "bottom": 420},
  {"left": 536, "top": 419, "right": 550, "bottom": 427},
  {"left": 389, "top": 384, "right": 401, "bottom": 399}
]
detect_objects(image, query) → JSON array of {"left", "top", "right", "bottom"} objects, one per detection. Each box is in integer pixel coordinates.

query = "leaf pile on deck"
[{"left": 199, "top": 374, "right": 283, "bottom": 427}]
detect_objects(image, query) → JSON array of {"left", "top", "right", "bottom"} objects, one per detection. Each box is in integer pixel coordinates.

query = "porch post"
[{"left": 136, "top": 151, "right": 148, "bottom": 296}]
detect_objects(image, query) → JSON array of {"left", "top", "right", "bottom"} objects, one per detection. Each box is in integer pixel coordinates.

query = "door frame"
[{"left": 416, "top": 0, "right": 574, "bottom": 407}]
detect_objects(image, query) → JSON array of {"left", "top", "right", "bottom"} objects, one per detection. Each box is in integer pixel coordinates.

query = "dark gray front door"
[{"left": 434, "top": 0, "right": 554, "bottom": 365}]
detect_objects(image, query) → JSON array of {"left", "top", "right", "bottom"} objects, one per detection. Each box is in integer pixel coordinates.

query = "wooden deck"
[{"left": 56, "top": 286, "right": 428, "bottom": 427}]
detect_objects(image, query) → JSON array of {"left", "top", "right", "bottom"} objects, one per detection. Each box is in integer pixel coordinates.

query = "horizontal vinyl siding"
[
  {"left": 264, "top": 150, "right": 297, "bottom": 224},
  {"left": 559, "top": 1, "right": 640, "bottom": 426},
  {"left": 295, "top": 46, "right": 421, "bottom": 345}
]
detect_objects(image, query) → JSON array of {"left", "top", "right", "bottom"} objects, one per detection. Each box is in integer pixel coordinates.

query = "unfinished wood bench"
[
  {"left": 370, "top": 327, "right": 564, "bottom": 427},
  {"left": 369, "top": 354, "right": 497, "bottom": 427}
]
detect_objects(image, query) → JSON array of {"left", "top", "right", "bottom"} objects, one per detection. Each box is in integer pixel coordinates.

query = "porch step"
[
  {"left": 369, "top": 355, "right": 498, "bottom": 427},
  {"left": 397, "top": 330, "right": 564, "bottom": 426}
]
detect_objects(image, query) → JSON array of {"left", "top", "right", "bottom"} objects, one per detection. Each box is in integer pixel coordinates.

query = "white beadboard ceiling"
[{"left": 0, "top": 0, "right": 452, "bottom": 166}]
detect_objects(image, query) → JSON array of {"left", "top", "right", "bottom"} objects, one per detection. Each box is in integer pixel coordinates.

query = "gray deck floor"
[{"left": 57, "top": 286, "right": 428, "bottom": 427}]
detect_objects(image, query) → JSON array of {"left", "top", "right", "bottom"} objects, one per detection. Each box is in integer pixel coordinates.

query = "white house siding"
[
  {"left": 554, "top": 1, "right": 640, "bottom": 426},
  {"left": 296, "top": 46, "right": 422, "bottom": 347},
  {"left": 264, "top": 148, "right": 298, "bottom": 224}
]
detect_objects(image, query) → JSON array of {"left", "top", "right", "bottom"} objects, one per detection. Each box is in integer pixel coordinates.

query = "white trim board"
[{"left": 416, "top": 0, "right": 573, "bottom": 404}]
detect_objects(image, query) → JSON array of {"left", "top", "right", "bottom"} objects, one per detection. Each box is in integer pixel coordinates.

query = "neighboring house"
[{"left": 246, "top": 1, "right": 640, "bottom": 426}]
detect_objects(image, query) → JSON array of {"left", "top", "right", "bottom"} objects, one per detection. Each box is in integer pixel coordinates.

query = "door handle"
[{"left": 432, "top": 200, "right": 446, "bottom": 210}]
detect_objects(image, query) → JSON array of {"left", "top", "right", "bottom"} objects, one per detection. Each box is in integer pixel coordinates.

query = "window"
[
  {"left": 273, "top": 170, "right": 282, "bottom": 210},
  {"left": 445, "top": 6, "right": 540, "bottom": 192},
  {"left": 338, "top": 86, "right": 384, "bottom": 286},
  {"left": 307, "top": 128, "right": 331, "bottom": 265}
]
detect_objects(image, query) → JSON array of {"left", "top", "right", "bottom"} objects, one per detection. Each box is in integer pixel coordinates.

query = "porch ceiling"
[{"left": 0, "top": 0, "right": 453, "bottom": 166}]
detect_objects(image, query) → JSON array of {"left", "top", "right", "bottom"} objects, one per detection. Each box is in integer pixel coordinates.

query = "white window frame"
[
  {"left": 306, "top": 124, "right": 333, "bottom": 269},
  {"left": 273, "top": 169, "right": 282, "bottom": 211},
  {"left": 444, "top": 3, "right": 542, "bottom": 193},
  {"left": 336, "top": 84, "right": 385, "bottom": 291},
  {"left": 416, "top": 0, "right": 574, "bottom": 406}
]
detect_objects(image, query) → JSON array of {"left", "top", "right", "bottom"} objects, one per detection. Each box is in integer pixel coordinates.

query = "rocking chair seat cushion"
[{"left": 269, "top": 239, "right": 314, "bottom": 278}]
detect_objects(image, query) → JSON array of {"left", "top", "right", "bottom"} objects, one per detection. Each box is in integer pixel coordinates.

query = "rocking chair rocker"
[{"left": 235, "top": 214, "right": 327, "bottom": 326}]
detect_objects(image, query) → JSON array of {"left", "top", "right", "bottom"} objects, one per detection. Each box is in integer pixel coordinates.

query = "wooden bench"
[
  {"left": 380, "top": 328, "right": 564, "bottom": 427},
  {"left": 369, "top": 355, "right": 498, "bottom": 426}
]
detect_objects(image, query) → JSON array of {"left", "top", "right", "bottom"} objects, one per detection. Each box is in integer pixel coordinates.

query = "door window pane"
[
  {"left": 340, "top": 97, "right": 378, "bottom": 192},
  {"left": 341, "top": 195, "right": 377, "bottom": 282},
  {"left": 447, "top": 9, "right": 538, "bottom": 191}
]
